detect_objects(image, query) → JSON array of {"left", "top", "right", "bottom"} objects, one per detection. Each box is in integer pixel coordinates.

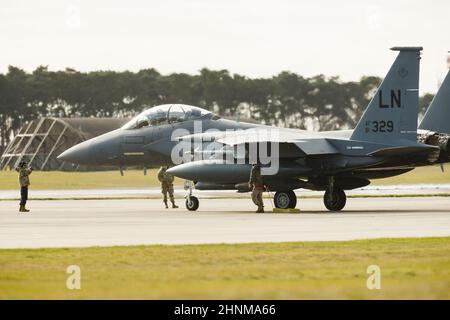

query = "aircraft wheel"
[
  {"left": 274, "top": 190, "right": 297, "bottom": 209},
  {"left": 186, "top": 196, "right": 199, "bottom": 211},
  {"left": 323, "top": 188, "right": 346, "bottom": 211}
]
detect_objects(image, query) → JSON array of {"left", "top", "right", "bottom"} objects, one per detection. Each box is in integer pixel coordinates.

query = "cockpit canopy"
[{"left": 122, "top": 104, "right": 219, "bottom": 130}]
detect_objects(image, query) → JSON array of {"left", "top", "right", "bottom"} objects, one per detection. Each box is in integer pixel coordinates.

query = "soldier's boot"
[
  {"left": 19, "top": 205, "right": 29, "bottom": 212},
  {"left": 164, "top": 201, "right": 168, "bottom": 209},
  {"left": 171, "top": 201, "right": 178, "bottom": 209},
  {"left": 256, "top": 206, "right": 264, "bottom": 213}
]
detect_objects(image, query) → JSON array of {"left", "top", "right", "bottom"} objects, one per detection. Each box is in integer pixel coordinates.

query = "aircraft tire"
[
  {"left": 323, "top": 188, "right": 346, "bottom": 211},
  {"left": 274, "top": 190, "right": 297, "bottom": 209},
  {"left": 186, "top": 196, "right": 199, "bottom": 211}
]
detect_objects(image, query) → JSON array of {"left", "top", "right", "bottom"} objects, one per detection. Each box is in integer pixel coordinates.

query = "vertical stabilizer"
[
  {"left": 351, "top": 47, "right": 422, "bottom": 144},
  {"left": 419, "top": 70, "right": 450, "bottom": 134}
]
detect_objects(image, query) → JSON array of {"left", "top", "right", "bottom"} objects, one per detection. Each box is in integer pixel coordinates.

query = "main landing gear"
[
  {"left": 323, "top": 188, "right": 346, "bottom": 211},
  {"left": 273, "top": 190, "right": 297, "bottom": 209},
  {"left": 182, "top": 178, "right": 347, "bottom": 212},
  {"left": 323, "top": 176, "right": 347, "bottom": 211}
]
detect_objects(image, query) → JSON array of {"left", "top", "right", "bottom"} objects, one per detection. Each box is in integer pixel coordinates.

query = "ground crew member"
[
  {"left": 249, "top": 163, "right": 264, "bottom": 213},
  {"left": 157, "top": 166, "right": 178, "bottom": 209},
  {"left": 15, "top": 161, "right": 33, "bottom": 212}
]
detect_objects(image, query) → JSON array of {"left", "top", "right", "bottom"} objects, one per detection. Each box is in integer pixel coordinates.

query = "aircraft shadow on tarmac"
[
  {"left": 302, "top": 209, "right": 450, "bottom": 214},
  {"left": 205, "top": 209, "right": 450, "bottom": 215}
]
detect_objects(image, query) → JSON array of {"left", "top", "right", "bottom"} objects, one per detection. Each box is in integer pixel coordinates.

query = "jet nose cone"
[
  {"left": 167, "top": 164, "right": 194, "bottom": 180},
  {"left": 57, "top": 141, "right": 93, "bottom": 165}
]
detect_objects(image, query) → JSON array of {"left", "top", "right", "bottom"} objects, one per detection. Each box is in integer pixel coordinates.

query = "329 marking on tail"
[{"left": 365, "top": 120, "right": 394, "bottom": 133}]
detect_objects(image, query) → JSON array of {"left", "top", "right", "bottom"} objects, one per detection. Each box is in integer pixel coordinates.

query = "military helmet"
[{"left": 19, "top": 161, "right": 27, "bottom": 167}]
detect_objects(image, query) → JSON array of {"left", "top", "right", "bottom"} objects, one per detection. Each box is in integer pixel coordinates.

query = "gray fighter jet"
[
  {"left": 58, "top": 104, "right": 258, "bottom": 168},
  {"left": 166, "top": 47, "right": 450, "bottom": 211},
  {"left": 58, "top": 47, "right": 450, "bottom": 211}
]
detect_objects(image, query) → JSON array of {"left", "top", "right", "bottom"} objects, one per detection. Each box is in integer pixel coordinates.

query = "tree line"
[{"left": 0, "top": 65, "right": 434, "bottom": 152}]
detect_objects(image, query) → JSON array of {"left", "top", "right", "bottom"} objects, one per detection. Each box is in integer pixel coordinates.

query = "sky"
[{"left": 1, "top": 0, "right": 449, "bottom": 94}]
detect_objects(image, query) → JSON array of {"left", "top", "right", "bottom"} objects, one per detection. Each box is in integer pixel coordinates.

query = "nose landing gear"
[
  {"left": 184, "top": 180, "right": 199, "bottom": 211},
  {"left": 186, "top": 196, "right": 199, "bottom": 211}
]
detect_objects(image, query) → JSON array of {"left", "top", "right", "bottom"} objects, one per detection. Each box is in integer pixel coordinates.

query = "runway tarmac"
[
  {"left": 1, "top": 197, "right": 450, "bottom": 249},
  {"left": 1, "top": 184, "right": 450, "bottom": 199}
]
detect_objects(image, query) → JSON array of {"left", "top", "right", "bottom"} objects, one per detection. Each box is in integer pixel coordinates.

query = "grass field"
[
  {"left": 0, "top": 237, "right": 449, "bottom": 299},
  {"left": 371, "top": 164, "right": 450, "bottom": 185},
  {"left": 0, "top": 169, "right": 182, "bottom": 190},
  {"left": 0, "top": 164, "right": 449, "bottom": 190}
]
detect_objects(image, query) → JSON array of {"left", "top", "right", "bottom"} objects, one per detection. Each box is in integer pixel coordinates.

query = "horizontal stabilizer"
[{"left": 369, "top": 144, "right": 439, "bottom": 157}]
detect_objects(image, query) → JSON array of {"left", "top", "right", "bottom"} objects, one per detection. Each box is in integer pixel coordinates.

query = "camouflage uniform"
[
  {"left": 157, "top": 167, "right": 178, "bottom": 208},
  {"left": 16, "top": 164, "right": 33, "bottom": 212},
  {"left": 249, "top": 164, "right": 264, "bottom": 213}
]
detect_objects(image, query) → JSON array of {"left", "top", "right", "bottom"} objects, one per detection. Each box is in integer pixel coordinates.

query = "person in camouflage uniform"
[
  {"left": 249, "top": 163, "right": 265, "bottom": 213},
  {"left": 157, "top": 166, "right": 178, "bottom": 209},
  {"left": 16, "top": 161, "right": 33, "bottom": 212}
]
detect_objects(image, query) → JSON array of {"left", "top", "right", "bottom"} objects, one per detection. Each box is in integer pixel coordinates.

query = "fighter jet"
[
  {"left": 58, "top": 47, "right": 450, "bottom": 212},
  {"left": 167, "top": 47, "right": 450, "bottom": 211},
  {"left": 58, "top": 104, "right": 258, "bottom": 169}
]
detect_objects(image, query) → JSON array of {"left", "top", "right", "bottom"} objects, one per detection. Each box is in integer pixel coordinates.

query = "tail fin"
[
  {"left": 351, "top": 47, "right": 422, "bottom": 144},
  {"left": 419, "top": 70, "right": 450, "bottom": 134}
]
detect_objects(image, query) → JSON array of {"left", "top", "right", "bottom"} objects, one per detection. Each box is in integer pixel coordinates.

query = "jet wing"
[{"left": 178, "top": 128, "right": 339, "bottom": 156}]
